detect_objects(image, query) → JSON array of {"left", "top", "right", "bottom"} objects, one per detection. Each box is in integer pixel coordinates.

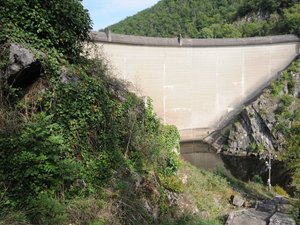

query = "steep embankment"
[{"left": 108, "top": 0, "right": 300, "bottom": 38}]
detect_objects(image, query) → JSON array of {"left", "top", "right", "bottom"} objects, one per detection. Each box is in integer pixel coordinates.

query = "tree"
[
  {"left": 0, "top": 0, "right": 92, "bottom": 60},
  {"left": 282, "top": 4, "right": 300, "bottom": 34}
]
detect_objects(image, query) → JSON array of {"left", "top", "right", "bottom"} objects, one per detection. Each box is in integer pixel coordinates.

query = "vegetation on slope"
[
  {"left": 0, "top": 0, "right": 178, "bottom": 224},
  {"left": 108, "top": 0, "right": 300, "bottom": 38},
  {"left": 271, "top": 58, "right": 300, "bottom": 195},
  {"left": 0, "top": 1, "right": 241, "bottom": 224}
]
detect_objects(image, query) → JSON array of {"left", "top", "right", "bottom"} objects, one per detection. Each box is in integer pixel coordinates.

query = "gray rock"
[
  {"left": 277, "top": 203, "right": 294, "bottom": 214},
  {"left": 226, "top": 209, "right": 269, "bottom": 225},
  {"left": 59, "top": 66, "right": 78, "bottom": 84},
  {"left": 232, "top": 195, "right": 245, "bottom": 207},
  {"left": 227, "top": 197, "right": 296, "bottom": 225},
  {"left": 1, "top": 43, "right": 42, "bottom": 89},
  {"left": 256, "top": 202, "right": 277, "bottom": 214},
  {"left": 212, "top": 66, "right": 300, "bottom": 157},
  {"left": 269, "top": 212, "right": 296, "bottom": 225},
  {"left": 6, "top": 44, "right": 35, "bottom": 76},
  {"left": 273, "top": 196, "right": 290, "bottom": 204}
]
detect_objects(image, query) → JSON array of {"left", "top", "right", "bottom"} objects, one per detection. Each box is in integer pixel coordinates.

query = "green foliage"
[
  {"left": 159, "top": 175, "right": 184, "bottom": 192},
  {"left": 160, "top": 216, "right": 222, "bottom": 225},
  {"left": 30, "top": 193, "right": 68, "bottom": 225},
  {"left": 0, "top": 211, "right": 30, "bottom": 225},
  {"left": 0, "top": 48, "right": 182, "bottom": 223},
  {"left": 281, "top": 95, "right": 294, "bottom": 107},
  {"left": 273, "top": 58, "right": 300, "bottom": 195},
  {"left": 67, "top": 197, "right": 105, "bottom": 225},
  {"left": 108, "top": 0, "right": 299, "bottom": 38},
  {"left": 0, "top": 0, "right": 92, "bottom": 60},
  {"left": 181, "top": 162, "right": 234, "bottom": 217},
  {"left": 109, "top": 0, "right": 242, "bottom": 38},
  {"left": 274, "top": 185, "right": 289, "bottom": 197},
  {"left": 252, "top": 175, "right": 263, "bottom": 184},
  {"left": 271, "top": 81, "right": 285, "bottom": 96},
  {"left": 0, "top": 113, "right": 82, "bottom": 205},
  {"left": 282, "top": 3, "right": 300, "bottom": 34}
]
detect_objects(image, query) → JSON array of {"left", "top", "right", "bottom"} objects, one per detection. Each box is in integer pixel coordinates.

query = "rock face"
[
  {"left": 207, "top": 61, "right": 300, "bottom": 157},
  {"left": 0, "top": 43, "right": 42, "bottom": 89},
  {"left": 226, "top": 197, "right": 296, "bottom": 225},
  {"left": 269, "top": 212, "right": 296, "bottom": 225},
  {"left": 226, "top": 209, "right": 270, "bottom": 225},
  {"left": 7, "top": 43, "right": 36, "bottom": 76}
]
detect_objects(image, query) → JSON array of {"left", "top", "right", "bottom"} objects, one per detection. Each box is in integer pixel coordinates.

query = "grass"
[
  {"left": 215, "top": 167, "right": 274, "bottom": 201},
  {"left": 178, "top": 161, "right": 234, "bottom": 218}
]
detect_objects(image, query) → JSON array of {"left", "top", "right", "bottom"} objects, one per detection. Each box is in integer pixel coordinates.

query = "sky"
[{"left": 82, "top": 0, "right": 160, "bottom": 31}]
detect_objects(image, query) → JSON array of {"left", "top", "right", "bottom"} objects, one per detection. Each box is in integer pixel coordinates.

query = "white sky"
[{"left": 82, "top": 0, "right": 160, "bottom": 31}]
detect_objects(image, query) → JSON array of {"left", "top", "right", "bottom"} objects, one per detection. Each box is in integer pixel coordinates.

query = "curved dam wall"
[{"left": 90, "top": 31, "right": 300, "bottom": 141}]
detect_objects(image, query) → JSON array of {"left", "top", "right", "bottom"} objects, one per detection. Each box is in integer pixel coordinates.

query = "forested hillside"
[{"left": 108, "top": 0, "right": 300, "bottom": 38}]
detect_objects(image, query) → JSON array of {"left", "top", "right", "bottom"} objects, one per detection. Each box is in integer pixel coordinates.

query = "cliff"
[{"left": 208, "top": 57, "right": 300, "bottom": 157}]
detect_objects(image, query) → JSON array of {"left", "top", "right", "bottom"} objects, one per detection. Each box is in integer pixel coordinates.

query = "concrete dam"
[{"left": 91, "top": 31, "right": 300, "bottom": 141}]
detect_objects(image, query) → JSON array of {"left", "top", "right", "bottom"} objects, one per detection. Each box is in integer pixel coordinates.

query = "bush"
[
  {"left": 252, "top": 175, "right": 263, "bottom": 184},
  {"left": 0, "top": 0, "right": 92, "bottom": 60},
  {"left": 282, "top": 4, "right": 300, "bottom": 34},
  {"left": 67, "top": 197, "right": 104, "bottom": 225},
  {"left": 0, "top": 113, "right": 81, "bottom": 205},
  {"left": 159, "top": 175, "right": 184, "bottom": 193},
  {"left": 31, "top": 193, "right": 68, "bottom": 225},
  {"left": 0, "top": 211, "right": 30, "bottom": 225},
  {"left": 281, "top": 95, "right": 294, "bottom": 107},
  {"left": 274, "top": 185, "right": 289, "bottom": 197}
]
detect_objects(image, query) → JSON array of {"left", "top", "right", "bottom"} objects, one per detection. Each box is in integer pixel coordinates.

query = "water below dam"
[
  {"left": 180, "top": 141, "right": 291, "bottom": 189},
  {"left": 180, "top": 141, "right": 226, "bottom": 171}
]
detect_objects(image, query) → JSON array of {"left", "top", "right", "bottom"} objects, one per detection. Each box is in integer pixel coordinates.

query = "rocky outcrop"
[
  {"left": 226, "top": 209, "right": 270, "bottom": 225},
  {"left": 207, "top": 59, "right": 300, "bottom": 157},
  {"left": 0, "top": 43, "right": 43, "bottom": 89},
  {"left": 226, "top": 196, "right": 296, "bottom": 225}
]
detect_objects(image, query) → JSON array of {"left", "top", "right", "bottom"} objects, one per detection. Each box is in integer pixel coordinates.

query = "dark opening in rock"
[{"left": 7, "top": 60, "right": 43, "bottom": 89}]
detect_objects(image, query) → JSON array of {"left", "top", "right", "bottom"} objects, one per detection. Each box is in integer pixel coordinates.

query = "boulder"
[
  {"left": 232, "top": 195, "right": 245, "bottom": 207},
  {"left": 226, "top": 209, "right": 269, "bottom": 225},
  {"left": 269, "top": 212, "right": 296, "bottom": 225},
  {"left": 59, "top": 66, "right": 78, "bottom": 84},
  {"left": 6, "top": 43, "right": 35, "bottom": 76},
  {"left": 256, "top": 201, "right": 277, "bottom": 214},
  {"left": 1, "top": 43, "right": 42, "bottom": 89}
]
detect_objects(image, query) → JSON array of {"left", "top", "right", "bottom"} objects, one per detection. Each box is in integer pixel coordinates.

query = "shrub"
[
  {"left": 31, "top": 193, "right": 68, "bottom": 225},
  {"left": 282, "top": 4, "right": 300, "bottom": 34},
  {"left": 274, "top": 185, "right": 289, "bottom": 197},
  {"left": 159, "top": 175, "right": 184, "bottom": 193},
  {"left": 271, "top": 81, "right": 285, "bottom": 96},
  {"left": 252, "top": 175, "right": 263, "bottom": 184},
  {"left": 281, "top": 95, "right": 294, "bottom": 107},
  {"left": 0, "top": 113, "right": 81, "bottom": 205},
  {"left": 67, "top": 197, "right": 104, "bottom": 225},
  {"left": 0, "top": 211, "right": 30, "bottom": 225}
]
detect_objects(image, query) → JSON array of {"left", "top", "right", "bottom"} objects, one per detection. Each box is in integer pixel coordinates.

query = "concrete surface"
[{"left": 90, "top": 32, "right": 300, "bottom": 141}]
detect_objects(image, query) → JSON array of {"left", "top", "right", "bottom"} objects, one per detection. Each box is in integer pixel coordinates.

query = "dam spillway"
[{"left": 90, "top": 32, "right": 300, "bottom": 141}]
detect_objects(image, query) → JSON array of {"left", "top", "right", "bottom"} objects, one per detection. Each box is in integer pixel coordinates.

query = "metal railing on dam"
[{"left": 90, "top": 31, "right": 300, "bottom": 141}]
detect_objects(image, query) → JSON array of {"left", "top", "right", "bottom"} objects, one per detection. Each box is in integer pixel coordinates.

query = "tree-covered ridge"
[{"left": 108, "top": 0, "right": 300, "bottom": 38}]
